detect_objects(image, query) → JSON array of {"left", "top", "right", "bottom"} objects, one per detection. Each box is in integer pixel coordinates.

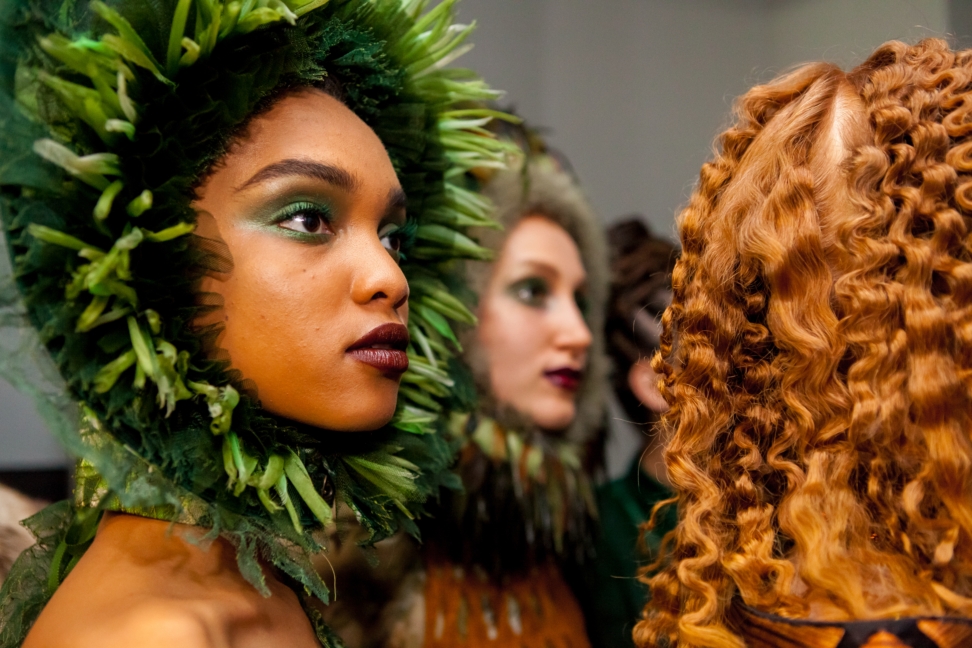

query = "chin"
[
  {"left": 259, "top": 382, "right": 400, "bottom": 432},
  {"left": 529, "top": 399, "right": 577, "bottom": 433},
  {"left": 334, "top": 408, "right": 398, "bottom": 432}
]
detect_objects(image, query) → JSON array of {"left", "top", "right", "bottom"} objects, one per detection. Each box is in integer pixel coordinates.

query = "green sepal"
[
  {"left": 411, "top": 302, "right": 458, "bottom": 346},
  {"left": 37, "top": 34, "right": 118, "bottom": 88},
  {"left": 104, "top": 119, "right": 135, "bottom": 140},
  {"left": 93, "top": 180, "right": 125, "bottom": 222},
  {"left": 92, "top": 2, "right": 173, "bottom": 86},
  {"left": 276, "top": 474, "right": 303, "bottom": 534},
  {"left": 398, "top": 384, "right": 442, "bottom": 412},
  {"left": 142, "top": 222, "right": 195, "bottom": 241},
  {"left": 189, "top": 381, "right": 239, "bottom": 435},
  {"left": 166, "top": 0, "right": 194, "bottom": 76},
  {"left": 76, "top": 295, "right": 109, "bottom": 332},
  {"left": 92, "top": 348, "right": 136, "bottom": 392},
  {"left": 26, "top": 224, "right": 100, "bottom": 253},
  {"left": 179, "top": 38, "right": 201, "bottom": 67},
  {"left": 126, "top": 190, "right": 152, "bottom": 217},
  {"left": 127, "top": 316, "right": 160, "bottom": 383},
  {"left": 284, "top": 452, "right": 333, "bottom": 527},
  {"left": 32, "top": 139, "right": 121, "bottom": 190},
  {"left": 144, "top": 309, "right": 161, "bottom": 335}
]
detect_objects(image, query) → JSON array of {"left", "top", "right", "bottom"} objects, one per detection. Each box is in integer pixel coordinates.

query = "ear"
[{"left": 628, "top": 358, "right": 668, "bottom": 414}]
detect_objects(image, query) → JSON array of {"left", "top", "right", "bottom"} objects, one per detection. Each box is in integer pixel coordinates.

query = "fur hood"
[{"left": 463, "top": 157, "right": 610, "bottom": 446}]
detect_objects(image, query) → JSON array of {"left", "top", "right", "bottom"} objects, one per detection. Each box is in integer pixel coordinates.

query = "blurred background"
[{"left": 2, "top": 0, "right": 970, "bottom": 492}]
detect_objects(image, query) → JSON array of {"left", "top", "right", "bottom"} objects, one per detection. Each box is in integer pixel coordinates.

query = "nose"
[
  {"left": 350, "top": 236, "right": 409, "bottom": 312},
  {"left": 553, "top": 298, "right": 592, "bottom": 356}
]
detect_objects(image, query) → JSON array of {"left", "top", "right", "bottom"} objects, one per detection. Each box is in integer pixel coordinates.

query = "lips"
[
  {"left": 347, "top": 323, "right": 410, "bottom": 374},
  {"left": 544, "top": 367, "right": 582, "bottom": 392}
]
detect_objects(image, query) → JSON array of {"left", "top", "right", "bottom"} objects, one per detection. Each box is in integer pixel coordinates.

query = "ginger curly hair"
[{"left": 636, "top": 39, "right": 972, "bottom": 647}]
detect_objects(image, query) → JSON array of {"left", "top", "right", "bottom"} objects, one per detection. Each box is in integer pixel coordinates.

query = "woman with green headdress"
[{"left": 0, "top": 0, "right": 512, "bottom": 645}]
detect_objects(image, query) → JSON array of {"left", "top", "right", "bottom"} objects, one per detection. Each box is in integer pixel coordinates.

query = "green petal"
[
  {"left": 92, "top": 349, "right": 136, "bottom": 392},
  {"left": 284, "top": 453, "right": 333, "bottom": 527}
]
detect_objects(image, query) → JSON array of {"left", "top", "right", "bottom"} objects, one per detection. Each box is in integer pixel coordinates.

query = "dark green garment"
[{"left": 583, "top": 458, "right": 676, "bottom": 648}]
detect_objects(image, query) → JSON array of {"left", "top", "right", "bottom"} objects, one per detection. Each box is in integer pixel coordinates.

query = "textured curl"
[{"left": 635, "top": 40, "right": 972, "bottom": 647}]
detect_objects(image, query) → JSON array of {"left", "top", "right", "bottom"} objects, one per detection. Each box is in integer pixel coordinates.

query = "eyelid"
[
  {"left": 273, "top": 200, "right": 331, "bottom": 222},
  {"left": 378, "top": 223, "right": 401, "bottom": 237},
  {"left": 510, "top": 277, "right": 549, "bottom": 289}
]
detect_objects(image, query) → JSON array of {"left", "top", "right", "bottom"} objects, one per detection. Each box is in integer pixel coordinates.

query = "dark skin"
[
  {"left": 25, "top": 89, "right": 410, "bottom": 647},
  {"left": 24, "top": 513, "right": 319, "bottom": 648}
]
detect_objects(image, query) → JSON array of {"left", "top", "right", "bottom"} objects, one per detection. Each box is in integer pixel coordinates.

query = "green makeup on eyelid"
[
  {"left": 242, "top": 197, "right": 407, "bottom": 258},
  {"left": 242, "top": 197, "right": 335, "bottom": 243}
]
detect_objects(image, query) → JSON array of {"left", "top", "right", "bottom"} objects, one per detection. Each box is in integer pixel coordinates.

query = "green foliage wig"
[{"left": 0, "top": 0, "right": 513, "bottom": 643}]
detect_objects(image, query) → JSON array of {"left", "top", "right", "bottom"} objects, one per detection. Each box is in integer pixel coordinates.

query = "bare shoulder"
[
  {"left": 95, "top": 601, "right": 230, "bottom": 648},
  {"left": 23, "top": 513, "right": 318, "bottom": 648},
  {"left": 26, "top": 597, "right": 230, "bottom": 648}
]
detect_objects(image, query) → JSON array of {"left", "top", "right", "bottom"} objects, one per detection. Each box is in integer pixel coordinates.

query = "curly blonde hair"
[{"left": 636, "top": 39, "right": 972, "bottom": 647}]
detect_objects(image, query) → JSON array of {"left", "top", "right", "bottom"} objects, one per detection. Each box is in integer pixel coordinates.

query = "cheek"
[
  {"left": 224, "top": 238, "right": 345, "bottom": 354},
  {"left": 212, "top": 235, "right": 354, "bottom": 412},
  {"left": 480, "top": 302, "right": 552, "bottom": 404}
]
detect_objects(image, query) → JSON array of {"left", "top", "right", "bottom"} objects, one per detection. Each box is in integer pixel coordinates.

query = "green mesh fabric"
[{"left": 0, "top": 0, "right": 514, "bottom": 644}]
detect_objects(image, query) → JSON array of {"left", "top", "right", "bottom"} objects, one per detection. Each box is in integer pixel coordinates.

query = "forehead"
[
  {"left": 221, "top": 89, "right": 399, "bottom": 188},
  {"left": 497, "top": 215, "right": 586, "bottom": 284}
]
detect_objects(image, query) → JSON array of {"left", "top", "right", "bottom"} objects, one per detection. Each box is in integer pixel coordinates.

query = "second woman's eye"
[
  {"left": 277, "top": 203, "right": 333, "bottom": 236},
  {"left": 507, "top": 277, "right": 550, "bottom": 308}
]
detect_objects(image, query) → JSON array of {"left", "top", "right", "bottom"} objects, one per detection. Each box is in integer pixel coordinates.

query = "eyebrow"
[
  {"left": 512, "top": 259, "right": 588, "bottom": 288},
  {"left": 386, "top": 187, "right": 407, "bottom": 215},
  {"left": 235, "top": 158, "right": 359, "bottom": 193}
]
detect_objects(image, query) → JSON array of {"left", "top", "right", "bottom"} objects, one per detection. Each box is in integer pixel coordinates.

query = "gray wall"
[
  {"left": 458, "top": 0, "right": 952, "bottom": 238},
  {"left": 0, "top": 0, "right": 963, "bottom": 472}
]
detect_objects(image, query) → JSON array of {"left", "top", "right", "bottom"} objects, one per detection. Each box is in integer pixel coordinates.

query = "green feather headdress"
[{"left": 0, "top": 0, "right": 514, "bottom": 642}]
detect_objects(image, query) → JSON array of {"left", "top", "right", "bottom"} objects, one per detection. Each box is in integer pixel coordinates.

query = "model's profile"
[{"left": 0, "top": 0, "right": 511, "bottom": 645}]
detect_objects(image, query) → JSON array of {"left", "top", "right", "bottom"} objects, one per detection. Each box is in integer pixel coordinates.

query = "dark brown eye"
[{"left": 276, "top": 202, "right": 333, "bottom": 236}]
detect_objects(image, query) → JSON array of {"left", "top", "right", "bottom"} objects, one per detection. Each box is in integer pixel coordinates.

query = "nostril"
[
  {"left": 393, "top": 291, "right": 409, "bottom": 310},
  {"left": 371, "top": 291, "right": 388, "bottom": 301}
]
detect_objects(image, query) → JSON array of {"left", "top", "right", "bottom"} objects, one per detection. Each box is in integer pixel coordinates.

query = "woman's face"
[
  {"left": 193, "top": 89, "right": 410, "bottom": 432},
  {"left": 477, "top": 215, "right": 592, "bottom": 431}
]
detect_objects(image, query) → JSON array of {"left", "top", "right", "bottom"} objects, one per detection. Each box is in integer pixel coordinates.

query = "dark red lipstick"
[
  {"left": 347, "top": 323, "right": 410, "bottom": 374},
  {"left": 544, "top": 367, "right": 582, "bottom": 392}
]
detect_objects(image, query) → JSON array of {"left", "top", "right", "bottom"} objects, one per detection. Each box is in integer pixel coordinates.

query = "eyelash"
[
  {"left": 379, "top": 225, "right": 403, "bottom": 262},
  {"left": 381, "top": 219, "right": 417, "bottom": 264},
  {"left": 275, "top": 202, "right": 333, "bottom": 238}
]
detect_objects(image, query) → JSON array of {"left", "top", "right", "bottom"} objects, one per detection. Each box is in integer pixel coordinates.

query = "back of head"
[
  {"left": 605, "top": 218, "right": 677, "bottom": 424},
  {"left": 638, "top": 39, "right": 972, "bottom": 647}
]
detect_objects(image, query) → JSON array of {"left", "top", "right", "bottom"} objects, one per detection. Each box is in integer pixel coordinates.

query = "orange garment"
[{"left": 423, "top": 555, "right": 591, "bottom": 648}]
